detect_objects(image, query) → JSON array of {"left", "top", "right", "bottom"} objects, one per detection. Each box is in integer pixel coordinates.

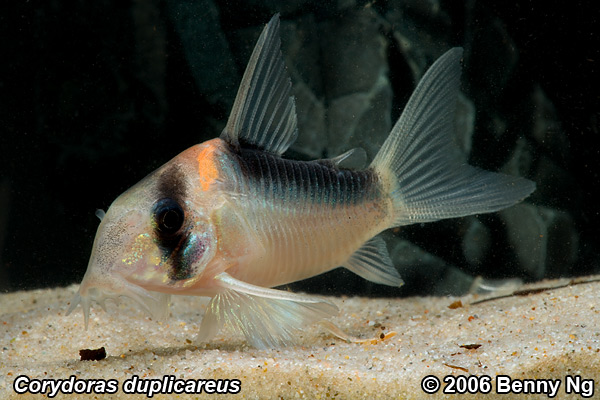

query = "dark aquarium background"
[{"left": 1, "top": 0, "right": 598, "bottom": 297}]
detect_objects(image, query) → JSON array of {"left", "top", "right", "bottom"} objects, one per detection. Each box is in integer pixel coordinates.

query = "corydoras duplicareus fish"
[{"left": 67, "top": 14, "right": 535, "bottom": 348}]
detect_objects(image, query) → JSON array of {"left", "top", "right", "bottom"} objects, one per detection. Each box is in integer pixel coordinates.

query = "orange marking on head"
[{"left": 197, "top": 141, "right": 221, "bottom": 191}]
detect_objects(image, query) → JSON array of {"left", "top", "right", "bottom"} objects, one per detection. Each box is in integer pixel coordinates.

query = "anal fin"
[
  {"left": 197, "top": 272, "right": 338, "bottom": 348},
  {"left": 343, "top": 235, "right": 404, "bottom": 287}
]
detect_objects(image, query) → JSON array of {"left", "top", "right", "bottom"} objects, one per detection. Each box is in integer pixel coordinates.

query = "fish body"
[
  {"left": 203, "top": 140, "right": 387, "bottom": 288},
  {"left": 67, "top": 15, "right": 535, "bottom": 348}
]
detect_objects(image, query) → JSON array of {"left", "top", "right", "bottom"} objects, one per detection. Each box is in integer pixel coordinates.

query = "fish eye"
[{"left": 153, "top": 198, "right": 184, "bottom": 235}]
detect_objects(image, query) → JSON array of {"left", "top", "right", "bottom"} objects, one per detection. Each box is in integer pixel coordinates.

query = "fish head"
[{"left": 67, "top": 149, "right": 218, "bottom": 327}]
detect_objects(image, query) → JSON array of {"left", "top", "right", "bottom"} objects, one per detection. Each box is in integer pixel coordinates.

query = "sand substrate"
[{"left": 1, "top": 278, "right": 599, "bottom": 399}]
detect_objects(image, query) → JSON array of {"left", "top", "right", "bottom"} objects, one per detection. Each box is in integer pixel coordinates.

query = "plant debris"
[{"left": 79, "top": 347, "right": 106, "bottom": 361}]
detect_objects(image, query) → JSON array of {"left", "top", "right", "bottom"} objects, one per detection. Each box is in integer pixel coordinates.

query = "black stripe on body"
[
  {"left": 234, "top": 147, "right": 381, "bottom": 208},
  {"left": 222, "top": 146, "right": 387, "bottom": 287}
]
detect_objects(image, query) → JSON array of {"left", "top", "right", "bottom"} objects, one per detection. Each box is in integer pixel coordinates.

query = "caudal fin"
[{"left": 371, "top": 48, "right": 535, "bottom": 227}]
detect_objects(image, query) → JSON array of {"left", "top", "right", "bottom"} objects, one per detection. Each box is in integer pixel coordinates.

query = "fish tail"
[{"left": 370, "top": 48, "right": 535, "bottom": 228}]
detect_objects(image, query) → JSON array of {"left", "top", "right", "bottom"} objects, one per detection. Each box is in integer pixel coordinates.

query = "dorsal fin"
[{"left": 220, "top": 14, "right": 298, "bottom": 155}]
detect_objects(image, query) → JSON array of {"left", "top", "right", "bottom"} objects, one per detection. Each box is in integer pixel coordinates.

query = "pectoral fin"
[{"left": 197, "top": 272, "right": 338, "bottom": 348}]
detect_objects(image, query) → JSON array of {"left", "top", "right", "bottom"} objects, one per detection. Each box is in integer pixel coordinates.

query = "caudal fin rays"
[{"left": 371, "top": 48, "right": 535, "bottom": 227}]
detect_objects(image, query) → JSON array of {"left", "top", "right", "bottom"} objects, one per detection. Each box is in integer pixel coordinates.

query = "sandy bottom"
[{"left": 1, "top": 278, "right": 599, "bottom": 399}]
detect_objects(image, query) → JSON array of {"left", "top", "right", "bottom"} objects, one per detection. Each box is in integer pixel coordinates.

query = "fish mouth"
[
  {"left": 66, "top": 205, "right": 171, "bottom": 328},
  {"left": 66, "top": 274, "right": 171, "bottom": 329}
]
